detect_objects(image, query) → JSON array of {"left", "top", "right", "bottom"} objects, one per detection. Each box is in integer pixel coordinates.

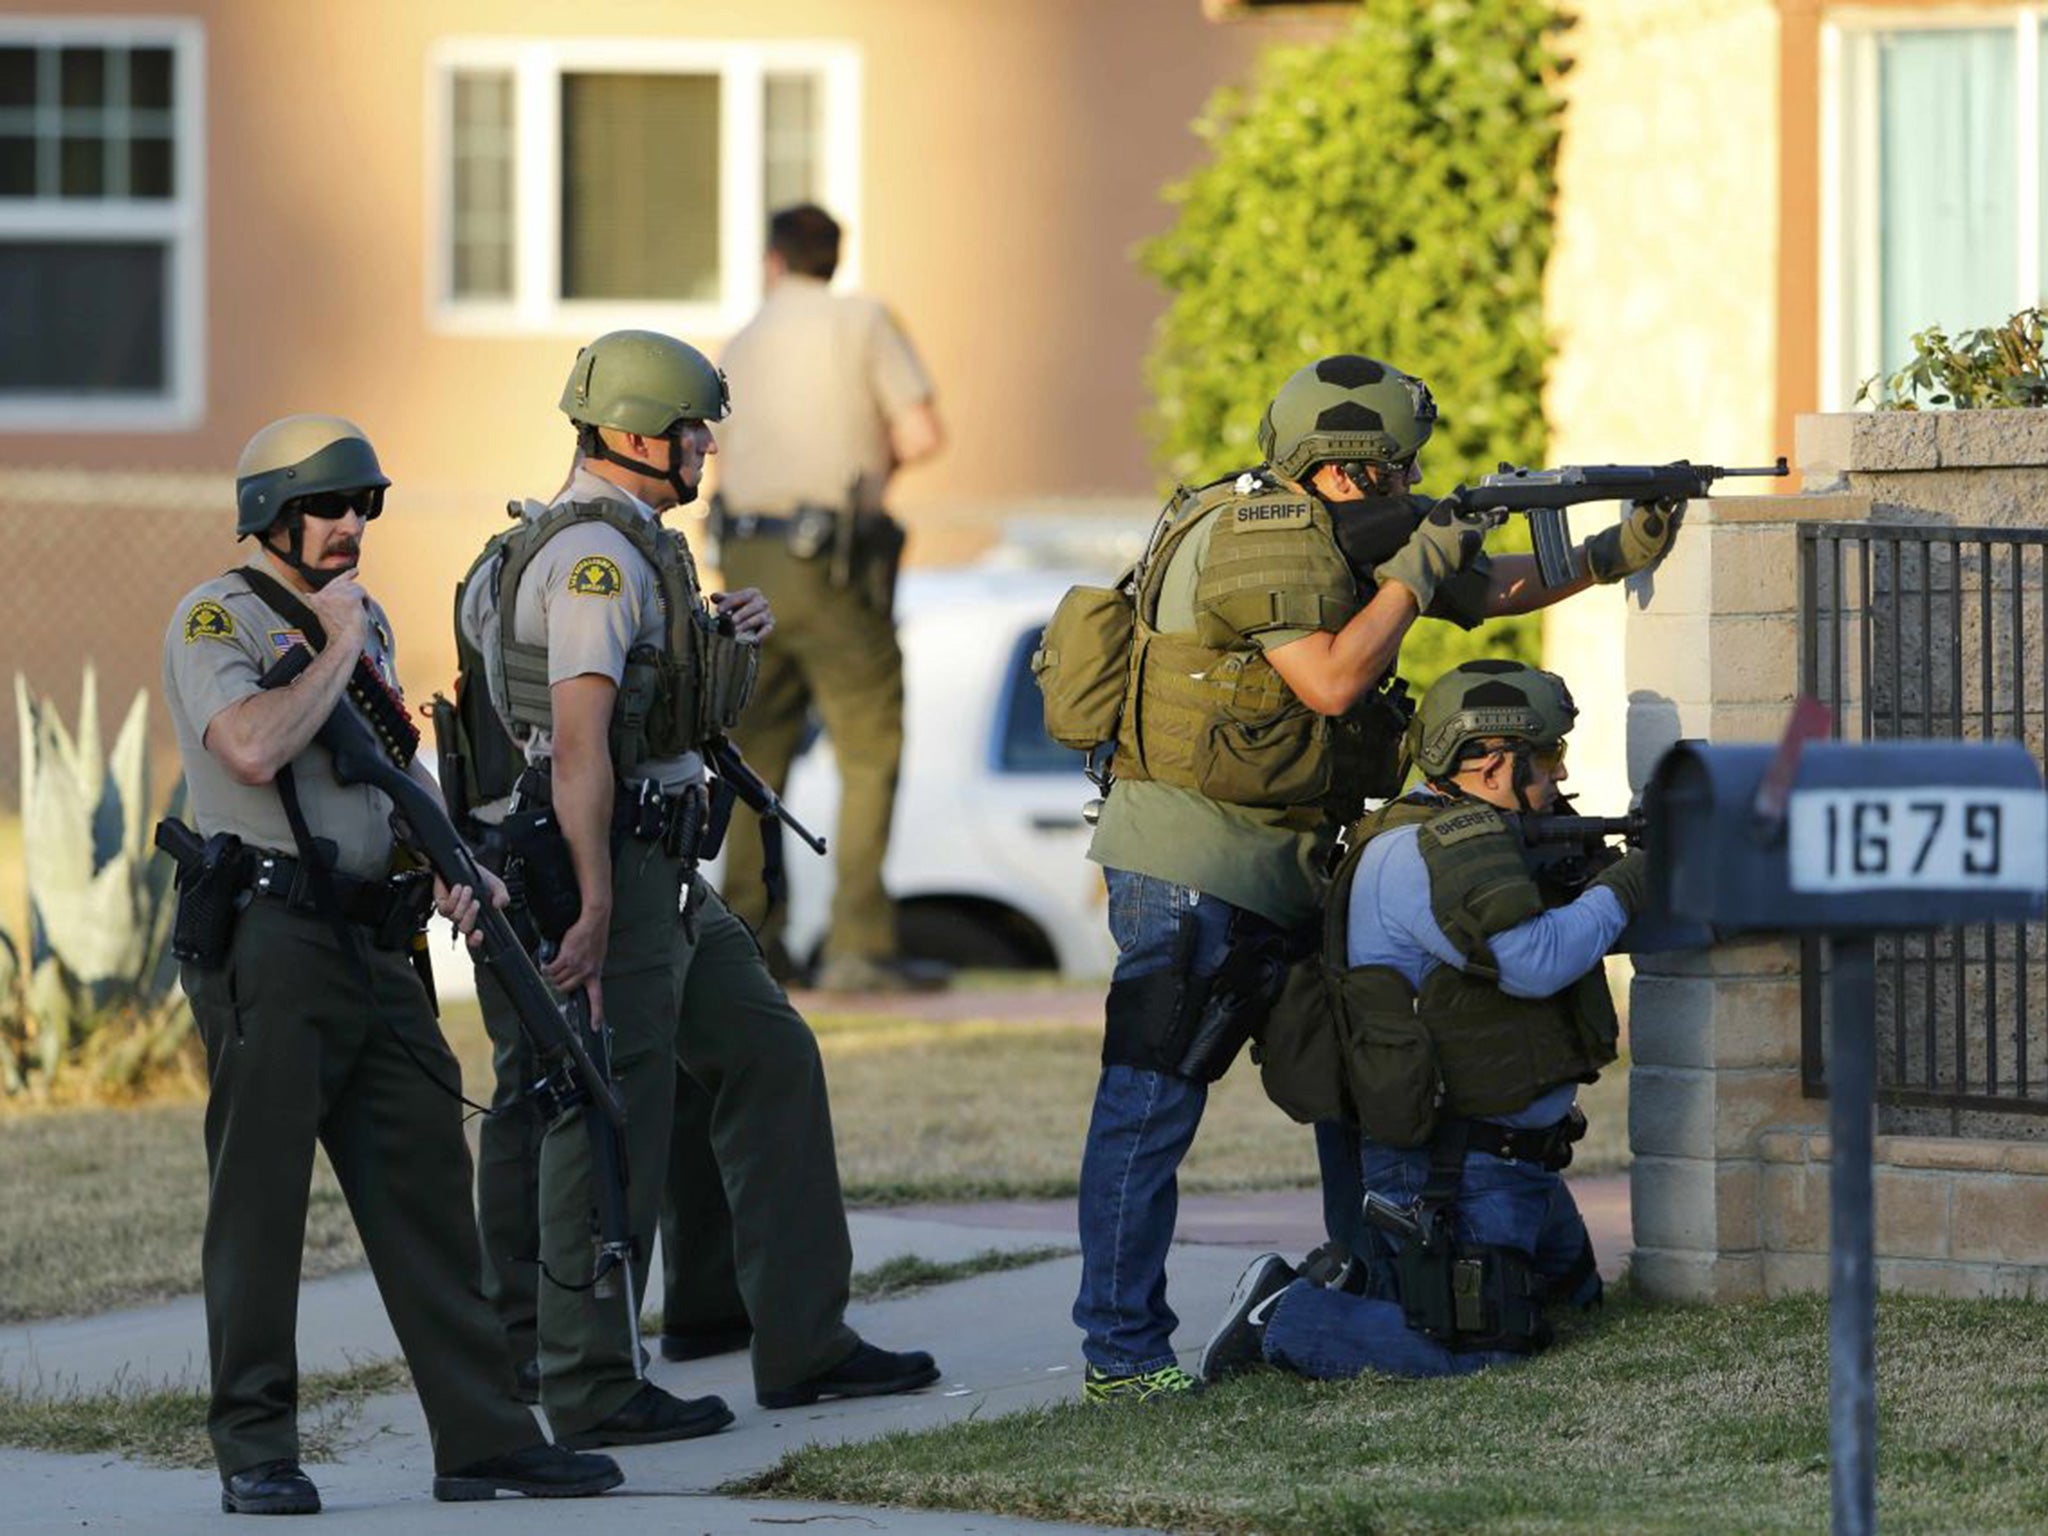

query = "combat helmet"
[
  {"left": 1407, "top": 659, "right": 1576, "bottom": 782},
  {"left": 235, "top": 414, "right": 388, "bottom": 539},
  {"left": 1257, "top": 355, "right": 1437, "bottom": 484},
  {"left": 561, "top": 330, "right": 729, "bottom": 506}
]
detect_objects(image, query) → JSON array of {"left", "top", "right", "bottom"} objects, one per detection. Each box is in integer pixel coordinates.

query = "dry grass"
[{"left": 0, "top": 984, "right": 1628, "bottom": 1323}]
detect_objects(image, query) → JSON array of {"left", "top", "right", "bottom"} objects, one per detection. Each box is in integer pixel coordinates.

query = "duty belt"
[
  {"left": 1462, "top": 1106, "right": 1587, "bottom": 1171},
  {"left": 243, "top": 849, "right": 431, "bottom": 947}
]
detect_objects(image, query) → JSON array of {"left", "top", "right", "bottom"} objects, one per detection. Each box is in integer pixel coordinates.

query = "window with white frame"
[
  {"left": 0, "top": 18, "right": 204, "bottom": 429},
  {"left": 431, "top": 41, "right": 861, "bottom": 336},
  {"left": 1825, "top": 7, "right": 2047, "bottom": 406}
]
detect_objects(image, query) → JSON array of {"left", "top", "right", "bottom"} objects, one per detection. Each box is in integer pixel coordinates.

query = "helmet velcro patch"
[{"left": 567, "top": 555, "right": 623, "bottom": 598}]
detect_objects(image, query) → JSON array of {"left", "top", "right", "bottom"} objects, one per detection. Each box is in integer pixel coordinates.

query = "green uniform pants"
[
  {"left": 717, "top": 536, "right": 905, "bottom": 962},
  {"left": 533, "top": 842, "right": 859, "bottom": 1435},
  {"left": 183, "top": 899, "right": 541, "bottom": 1478},
  {"left": 474, "top": 962, "right": 543, "bottom": 1367}
]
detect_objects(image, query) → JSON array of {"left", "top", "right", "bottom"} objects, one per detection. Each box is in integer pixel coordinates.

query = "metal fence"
[{"left": 1799, "top": 522, "right": 2048, "bottom": 1136}]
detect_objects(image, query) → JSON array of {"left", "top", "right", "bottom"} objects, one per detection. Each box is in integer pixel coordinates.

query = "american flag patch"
[{"left": 268, "top": 629, "right": 307, "bottom": 655}]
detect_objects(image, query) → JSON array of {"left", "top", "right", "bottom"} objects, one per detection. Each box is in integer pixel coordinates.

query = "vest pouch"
[
  {"left": 1191, "top": 652, "right": 1331, "bottom": 808},
  {"left": 1254, "top": 957, "right": 1347, "bottom": 1124},
  {"left": 699, "top": 626, "right": 761, "bottom": 738},
  {"left": 1338, "top": 967, "right": 1440, "bottom": 1148},
  {"left": 609, "top": 647, "right": 665, "bottom": 769},
  {"left": 1033, "top": 583, "right": 1135, "bottom": 751}
]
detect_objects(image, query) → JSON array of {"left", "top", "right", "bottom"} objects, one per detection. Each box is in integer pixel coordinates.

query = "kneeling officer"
[{"left": 1200, "top": 660, "right": 1648, "bottom": 1382}]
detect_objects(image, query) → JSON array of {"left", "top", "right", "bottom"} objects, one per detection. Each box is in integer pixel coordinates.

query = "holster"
[
  {"left": 1101, "top": 906, "right": 1306, "bottom": 1084},
  {"left": 159, "top": 818, "right": 247, "bottom": 970},
  {"left": 499, "top": 799, "right": 582, "bottom": 947},
  {"left": 1394, "top": 1217, "right": 1552, "bottom": 1355}
]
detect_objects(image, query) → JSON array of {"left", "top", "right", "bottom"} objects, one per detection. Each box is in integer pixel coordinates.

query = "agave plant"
[{"left": 4, "top": 667, "right": 186, "bottom": 1095}]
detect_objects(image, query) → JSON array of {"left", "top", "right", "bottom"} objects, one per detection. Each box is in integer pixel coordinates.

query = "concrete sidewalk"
[{"left": 0, "top": 1179, "right": 1629, "bottom": 1535}]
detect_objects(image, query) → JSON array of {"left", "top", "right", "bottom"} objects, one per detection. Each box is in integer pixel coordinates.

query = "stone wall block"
[
  {"left": 1632, "top": 1248, "right": 1764, "bottom": 1304},
  {"left": 1933, "top": 409, "right": 2048, "bottom": 471},
  {"left": 1796, "top": 412, "right": 1939, "bottom": 476},
  {"left": 1717, "top": 1161, "right": 1761, "bottom": 1251},
  {"left": 1628, "top": 977, "right": 1716, "bottom": 1069},
  {"left": 1762, "top": 1160, "right": 1826, "bottom": 1252},
  {"left": 1625, "top": 613, "right": 1715, "bottom": 707},
  {"left": 1714, "top": 1068, "right": 1818, "bottom": 1156},
  {"left": 1763, "top": 1249, "right": 1830, "bottom": 1295},
  {"left": 1631, "top": 1155, "right": 1716, "bottom": 1251},
  {"left": 1875, "top": 1259, "right": 1995, "bottom": 1299},
  {"left": 1707, "top": 615, "right": 1802, "bottom": 706},
  {"left": 1873, "top": 1168, "right": 1951, "bottom": 1259},
  {"left": 1951, "top": 1176, "right": 2048, "bottom": 1264},
  {"left": 1707, "top": 524, "right": 1800, "bottom": 615},
  {"left": 1633, "top": 936, "right": 1803, "bottom": 981},
  {"left": 1629, "top": 1065, "right": 1716, "bottom": 1159}
]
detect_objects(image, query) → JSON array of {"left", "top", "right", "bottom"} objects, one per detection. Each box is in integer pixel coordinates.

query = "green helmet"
[
  {"left": 1408, "top": 660, "right": 1577, "bottom": 779},
  {"left": 234, "top": 414, "right": 389, "bottom": 538},
  {"left": 558, "top": 329, "right": 729, "bottom": 435},
  {"left": 1256, "top": 355, "right": 1437, "bottom": 483}
]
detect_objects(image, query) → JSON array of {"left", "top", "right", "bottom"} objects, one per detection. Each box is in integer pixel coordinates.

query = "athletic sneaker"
[
  {"left": 1199, "top": 1252, "right": 1297, "bottom": 1383},
  {"left": 1081, "top": 1361, "right": 1204, "bottom": 1405}
]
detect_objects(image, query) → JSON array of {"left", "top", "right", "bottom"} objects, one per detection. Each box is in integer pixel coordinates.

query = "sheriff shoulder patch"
[
  {"left": 1428, "top": 805, "right": 1506, "bottom": 847},
  {"left": 1233, "top": 499, "right": 1313, "bottom": 531},
  {"left": 184, "top": 600, "right": 237, "bottom": 644},
  {"left": 567, "top": 555, "right": 623, "bottom": 598}
]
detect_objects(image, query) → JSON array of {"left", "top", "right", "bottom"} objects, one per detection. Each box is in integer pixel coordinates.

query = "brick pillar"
[{"left": 1623, "top": 492, "right": 1869, "bottom": 1301}]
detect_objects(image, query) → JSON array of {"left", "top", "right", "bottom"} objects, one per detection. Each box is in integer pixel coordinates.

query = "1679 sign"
[{"left": 1788, "top": 788, "right": 2048, "bottom": 894}]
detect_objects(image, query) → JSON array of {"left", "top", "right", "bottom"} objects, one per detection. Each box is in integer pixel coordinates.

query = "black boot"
[
  {"left": 556, "top": 1382, "right": 735, "bottom": 1449},
  {"left": 757, "top": 1341, "right": 941, "bottom": 1408},
  {"left": 432, "top": 1442, "right": 624, "bottom": 1502},
  {"left": 220, "top": 1459, "right": 320, "bottom": 1515}
]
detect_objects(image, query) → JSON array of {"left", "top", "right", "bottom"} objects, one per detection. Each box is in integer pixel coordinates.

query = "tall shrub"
[{"left": 1141, "top": 0, "right": 1568, "bottom": 685}]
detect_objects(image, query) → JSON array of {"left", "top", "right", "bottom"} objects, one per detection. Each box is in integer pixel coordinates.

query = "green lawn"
[{"left": 745, "top": 1288, "right": 2048, "bottom": 1535}]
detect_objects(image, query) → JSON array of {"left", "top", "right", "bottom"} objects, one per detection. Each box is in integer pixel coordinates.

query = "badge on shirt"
[
  {"left": 184, "top": 600, "right": 237, "bottom": 643},
  {"left": 567, "top": 556, "right": 623, "bottom": 598},
  {"left": 267, "top": 628, "right": 307, "bottom": 656}
]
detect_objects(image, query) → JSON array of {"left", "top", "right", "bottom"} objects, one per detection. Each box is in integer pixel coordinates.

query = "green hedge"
[{"left": 1140, "top": 0, "right": 1568, "bottom": 686}]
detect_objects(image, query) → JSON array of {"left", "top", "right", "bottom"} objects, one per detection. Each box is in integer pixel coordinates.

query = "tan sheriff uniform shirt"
[
  {"left": 715, "top": 274, "right": 933, "bottom": 514},
  {"left": 460, "top": 466, "right": 704, "bottom": 794},
  {"left": 162, "top": 567, "right": 401, "bottom": 880}
]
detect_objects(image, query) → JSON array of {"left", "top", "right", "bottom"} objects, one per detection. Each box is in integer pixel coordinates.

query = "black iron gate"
[{"left": 1799, "top": 523, "right": 2048, "bottom": 1131}]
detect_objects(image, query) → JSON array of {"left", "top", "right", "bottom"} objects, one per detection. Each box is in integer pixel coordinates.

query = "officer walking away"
[
  {"left": 713, "top": 202, "right": 944, "bottom": 992},
  {"left": 1038, "top": 356, "right": 1683, "bottom": 1403},
  {"left": 160, "top": 416, "right": 620, "bottom": 1514},
  {"left": 459, "top": 331, "right": 940, "bottom": 1449},
  {"left": 1198, "top": 662, "right": 1643, "bottom": 1382}
]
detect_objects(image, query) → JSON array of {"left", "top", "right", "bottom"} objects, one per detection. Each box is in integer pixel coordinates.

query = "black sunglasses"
[{"left": 288, "top": 486, "right": 385, "bottom": 521}]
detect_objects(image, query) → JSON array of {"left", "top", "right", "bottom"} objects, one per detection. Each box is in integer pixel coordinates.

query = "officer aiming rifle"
[{"left": 1448, "top": 457, "right": 1790, "bottom": 587}]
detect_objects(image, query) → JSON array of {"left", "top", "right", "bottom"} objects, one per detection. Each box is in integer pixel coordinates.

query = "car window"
[{"left": 997, "top": 625, "right": 1078, "bottom": 775}]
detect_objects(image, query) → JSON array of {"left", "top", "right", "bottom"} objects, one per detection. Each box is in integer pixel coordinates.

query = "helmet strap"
[
  {"left": 263, "top": 510, "right": 351, "bottom": 591},
  {"left": 578, "top": 422, "right": 698, "bottom": 507},
  {"left": 1507, "top": 744, "right": 1540, "bottom": 816}
]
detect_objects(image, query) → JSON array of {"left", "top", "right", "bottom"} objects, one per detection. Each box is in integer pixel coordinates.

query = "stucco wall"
[{"left": 1541, "top": 0, "right": 1783, "bottom": 822}]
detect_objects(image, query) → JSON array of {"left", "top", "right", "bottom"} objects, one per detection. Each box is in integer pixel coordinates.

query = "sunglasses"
[
  {"left": 288, "top": 486, "right": 385, "bottom": 521},
  {"left": 1529, "top": 741, "right": 1567, "bottom": 774}
]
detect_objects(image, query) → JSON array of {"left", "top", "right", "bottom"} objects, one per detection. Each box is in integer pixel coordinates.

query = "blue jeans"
[
  {"left": 1072, "top": 869, "right": 1238, "bottom": 1374},
  {"left": 1262, "top": 1137, "right": 1601, "bottom": 1380}
]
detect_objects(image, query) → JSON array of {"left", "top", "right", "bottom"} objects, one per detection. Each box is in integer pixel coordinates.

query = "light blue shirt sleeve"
[{"left": 1487, "top": 887, "right": 1629, "bottom": 999}]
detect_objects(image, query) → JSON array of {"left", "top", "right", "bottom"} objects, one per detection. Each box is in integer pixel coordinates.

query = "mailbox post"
[{"left": 1645, "top": 737, "right": 2048, "bottom": 1536}]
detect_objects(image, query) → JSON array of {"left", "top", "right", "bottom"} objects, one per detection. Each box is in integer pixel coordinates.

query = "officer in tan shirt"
[
  {"left": 712, "top": 202, "right": 943, "bottom": 994},
  {"left": 163, "top": 414, "right": 619, "bottom": 1514}
]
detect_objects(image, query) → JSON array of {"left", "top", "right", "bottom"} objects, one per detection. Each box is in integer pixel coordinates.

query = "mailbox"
[{"left": 1645, "top": 739, "right": 2048, "bottom": 934}]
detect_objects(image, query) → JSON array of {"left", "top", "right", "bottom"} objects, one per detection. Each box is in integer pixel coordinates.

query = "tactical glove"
[
  {"left": 1585, "top": 498, "right": 1687, "bottom": 584},
  {"left": 1374, "top": 500, "right": 1488, "bottom": 612},
  {"left": 1589, "top": 848, "right": 1651, "bottom": 918}
]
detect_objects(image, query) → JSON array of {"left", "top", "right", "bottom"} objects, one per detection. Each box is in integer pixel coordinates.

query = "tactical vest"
[
  {"left": 460, "top": 498, "right": 758, "bottom": 789},
  {"left": 1034, "top": 471, "right": 1409, "bottom": 813},
  {"left": 1255, "top": 793, "right": 1619, "bottom": 1145}
]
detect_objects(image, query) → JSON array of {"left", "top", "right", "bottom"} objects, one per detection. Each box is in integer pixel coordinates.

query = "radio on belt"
[{"left": 1640, "top": 728, "right": 2046, "bottom": 1536}]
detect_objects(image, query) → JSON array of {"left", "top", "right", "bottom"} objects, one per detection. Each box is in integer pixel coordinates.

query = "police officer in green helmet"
[
  {"left": 162, "top": 415, "right": 621, "bottom": 1513},
  {"left": 459, "top": 330, "right": 939, "bottom": 1451},
  {"left": 1197, "top": 661, "right": 1648, "bottom": 1384},
  {"left": 1051, "top": 355, "right": 1682, "bottom": 1403}
]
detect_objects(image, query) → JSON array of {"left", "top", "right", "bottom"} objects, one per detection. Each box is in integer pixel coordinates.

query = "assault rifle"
[
  {"left": 700, "top": 735, "right": 828, "bottom": 914},
  {"left": 259, "top": 643, "right": 643, "bottom": 1376},
  {"left": 1442, "top": 458, "right": 1790, "bottom": 588}
]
